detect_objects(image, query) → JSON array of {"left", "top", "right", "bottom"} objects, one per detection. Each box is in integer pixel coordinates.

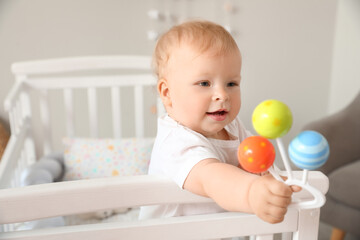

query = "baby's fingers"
[
  {"left": 267, "top": 180, "right": 293, "bottom": 197},
  {"left": 280, "top": 176, "right": 302, "bottom": 192},
  {"left": 290, "top": 185, "right": 302, "bottom": 192},
  {"left": 260, "top": 214, "right": 284, "bottom": 224},
  {"left": 261, "top": 205, "right": 288, "bottom": 224},
  {"left": 267, "top": 194, "right": 292, "bottom": 208}
]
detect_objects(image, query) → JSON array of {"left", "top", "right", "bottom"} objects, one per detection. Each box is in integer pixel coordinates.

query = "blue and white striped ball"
[{"left": 288, "top": 131, "right": 329, "bottom": 170}]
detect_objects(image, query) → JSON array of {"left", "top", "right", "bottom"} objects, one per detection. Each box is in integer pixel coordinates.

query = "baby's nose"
[{"left": 212, "top": 88, "right": 229, "bottom": 101}]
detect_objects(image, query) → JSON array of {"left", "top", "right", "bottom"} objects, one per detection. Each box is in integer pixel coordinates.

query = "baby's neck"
[{"left": 208, "top": 128, "right": 231, "bottom": 140}]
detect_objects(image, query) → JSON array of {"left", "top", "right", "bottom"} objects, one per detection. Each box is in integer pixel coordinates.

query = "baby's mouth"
[
  {"left": 206, "top": 110, "right": 228, "bottom": 116},
  {"left": 206, "top": 110, "right": 228, "bottom": 121}
]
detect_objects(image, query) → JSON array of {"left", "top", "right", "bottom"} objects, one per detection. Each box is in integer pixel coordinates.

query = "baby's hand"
[{"left": 248, "top": 174, "right": 298, "bottom": 224}]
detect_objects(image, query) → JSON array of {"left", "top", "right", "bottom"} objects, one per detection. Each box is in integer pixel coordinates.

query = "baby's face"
[{"left": 163, "top": 43, "right": 242, "bottom": 139}]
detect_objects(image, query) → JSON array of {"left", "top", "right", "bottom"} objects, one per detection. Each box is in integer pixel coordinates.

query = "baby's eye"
[
  {"left": 198, "top": 81, "right": 210, "bottom": 87},
  {"left": 227, "top": 82, "right": 239, "bottom": 87}
]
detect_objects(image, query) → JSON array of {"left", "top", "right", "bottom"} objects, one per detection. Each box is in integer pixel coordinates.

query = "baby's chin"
[{"left": 199, "top": 125, "right": 232, "bottom": 140}]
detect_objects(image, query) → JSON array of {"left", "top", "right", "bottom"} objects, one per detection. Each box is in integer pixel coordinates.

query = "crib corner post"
[{"left": 292, "top": 208, "right": 321, "bottom": 240}]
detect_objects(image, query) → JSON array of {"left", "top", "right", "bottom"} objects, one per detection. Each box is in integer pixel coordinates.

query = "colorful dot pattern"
[{"left": 63, "top": 138, "right": 154, "bottom": 181}]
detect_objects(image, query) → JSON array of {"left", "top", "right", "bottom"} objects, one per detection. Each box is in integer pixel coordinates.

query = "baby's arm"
[{"left": 183, "top": 158, "right": 295, "bottom": 223}]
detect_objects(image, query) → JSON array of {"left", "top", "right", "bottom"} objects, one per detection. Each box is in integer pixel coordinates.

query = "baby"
[{"left": 139, "top": 20, "right": 299, "bottom": 224}]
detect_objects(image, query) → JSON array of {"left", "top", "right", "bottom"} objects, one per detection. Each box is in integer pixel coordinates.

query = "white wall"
[
  {"left": 0, "top": 0, "right": 338, "bottom": 162},
  {"left": 229, "top": 0, "right": 337, "bottom": 146},
  {"left": 0, "top": 0, "right": 154, "bottom": 123},
  {"left": 328, "top": 0, "right": 360, "bottom": 114}
]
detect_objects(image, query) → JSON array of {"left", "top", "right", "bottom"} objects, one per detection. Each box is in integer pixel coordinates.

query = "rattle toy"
[
  {"left": 252, "top": 99, "right": 292, "bottom": 139},
  {"left": 239, "top": 99, "right": 329, "bottom": 209},
  {"left": 289, "top": 130, "right": 329, "bottom": 183},
  {"left": 237, "top": 136, "right": 275, "bottom": 174},
  {"left": 252, "top": 99, "right": 294, "bottom": 180}
]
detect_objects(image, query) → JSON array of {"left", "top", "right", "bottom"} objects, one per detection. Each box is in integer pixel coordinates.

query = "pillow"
[{"left": 63, "top": 138, "right": 154, "bottom": 181}]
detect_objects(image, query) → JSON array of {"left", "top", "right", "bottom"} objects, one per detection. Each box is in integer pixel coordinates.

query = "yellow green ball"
[{"left": 252, "top": 99, "right": 293, "bottom": 139}]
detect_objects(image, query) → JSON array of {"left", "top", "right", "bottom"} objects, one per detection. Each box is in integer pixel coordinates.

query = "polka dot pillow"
[{"left": 63, "top": 138, "right": 154, "bottom": 181}]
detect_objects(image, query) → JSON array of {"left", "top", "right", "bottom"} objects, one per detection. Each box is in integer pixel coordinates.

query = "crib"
[{"left": 0, "top": 55, "right": 329, "bottom": 240}]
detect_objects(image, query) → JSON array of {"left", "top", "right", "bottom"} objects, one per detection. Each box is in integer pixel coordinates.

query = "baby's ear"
[{"left": 157, "top": 78, "right": 172, "bottom": 108}]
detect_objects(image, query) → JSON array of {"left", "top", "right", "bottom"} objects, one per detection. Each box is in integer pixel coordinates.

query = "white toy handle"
[
  {"left": 268, "top": 167, "right": 325, "bottom": 209},
  {"left": 271, "top": 138, "right": 326, "bottom": 209},
  {"left": 285, "top": 178, "right": 326, "bottom": 209}
]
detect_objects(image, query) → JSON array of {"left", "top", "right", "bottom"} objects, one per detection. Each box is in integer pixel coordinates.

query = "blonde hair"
[{"left": 153, "top": 20, "right": 239, "bottom": 79}]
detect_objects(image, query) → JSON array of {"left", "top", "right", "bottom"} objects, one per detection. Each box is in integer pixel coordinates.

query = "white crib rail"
[
  {"left": 11, "top": 55, "right": 152, "bottom": 75},
  {"left": 22, "top": 74, "right": 156, "bottom": 89},
  {"left": 1, "top": 79, "right": 36, "bottom": 190},
  {"left": 2, "top": 56, "right": 158, "bottom": 191},
  {"left": 4, "top": 78, "right": 31, "bottom": 136},
  {"left": 0, "top": 211, "right": 299, "bottom": 240},
  {"left": 9, "top": 56, "right": 158, "bottom": 156},
  {"left": 24, "top": 74, "right": 157, "bottom": 140},
  {"left": 0, "top": 211, "right": 300, "bottom": 240},
  {"left": 0, "top": 171, "right": 328, "bottom": 240}
]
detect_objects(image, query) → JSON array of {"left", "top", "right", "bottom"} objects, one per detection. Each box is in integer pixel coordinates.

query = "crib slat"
[
  {"left": 63, "top": 89, "right": 75, "bottom": 137},
  {"left": 157, "top": 96, "right": 165, "bottom": 117},
  {"left": 0, "top": 119, "right": 31, "bottom": 189},
  {"left": 255, "top": 235, "right": 274, "bottom": 240},
  {"left": 4, "top": 78, "right": 24, "bottom": 112},
  {"left": 134, "top": 85, "right": 144, "bottom": 138},
  {"left": 19, "top": 91, "right": 37, "bottom": 166},
  {"left": 87, "top": 88, "right": 98, "bottom": 138},
  {"left": 15, "top": 150, "right": 25, "bottom": 187},
  {"left": 292, "top": 208, "right": 321, "bottom": 240},
  {"left": 282, "top": 232, "right": 293, "bottom": 240},
  {"left": 111, "top": 87, "right": 121, "bottom": 138},
  {"left": 24, "top": 137, "right": 36, "bottom": 166},
  {"left": 14, "top": 100, "right": 22, "bottom": 133},
  {"left": 8, "top": 111, "right": 16, "bottom": 136},
  {"left": 20, "top": 91, "right": 32, "bottom": 120},
  {"left": 39, "top": 89, "right": 52, "bottom": 155}
]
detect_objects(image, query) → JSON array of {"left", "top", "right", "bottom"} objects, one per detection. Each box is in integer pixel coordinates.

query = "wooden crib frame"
[{"left": 0, "top": 55, "right": 329, "bottom": 240}]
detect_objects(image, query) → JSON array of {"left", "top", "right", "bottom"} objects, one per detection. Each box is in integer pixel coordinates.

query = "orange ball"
[{"left": 237, "top": 136, "right": 276, "bottom": 173}]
